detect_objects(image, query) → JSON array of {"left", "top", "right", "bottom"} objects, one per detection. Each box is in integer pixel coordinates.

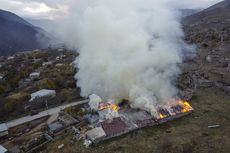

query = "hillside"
[
  {"left": 180, "top": 9, "right": 203, "bottom": 18},
  {"left": 26, "top": 18, "right": 57, "bottom": 34},
  {"left": 183, "top": 0, "right": 230, "bottom": 45},
  {"left": 181, "top": 0, "right": 230, "bottom": 94},
  {"left": 0, "top": 49, "right": 80, "bottom": 122},
  {"left": 0, "top": 9, "right": 51, "bottom": 56},
  {"left": 0, "top": 1, "right": 230, "bottom": 153}
]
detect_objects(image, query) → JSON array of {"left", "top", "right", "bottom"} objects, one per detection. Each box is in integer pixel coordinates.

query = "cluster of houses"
[
  {"left": 0, "top": 95, "right": 193, "bottom": 151},
  {"left": 23, "top": 95, "right": 192, "bottom": 148},
  {"left": 78, "top": 95, "right": 194, "bottom": 147}
]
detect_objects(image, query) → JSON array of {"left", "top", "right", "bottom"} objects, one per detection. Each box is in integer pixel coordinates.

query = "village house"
[
  {"left": 0, "top": 145, "right": 8, "bottom": 153},
  {"left": 29, "top": 72, "right": 40, "bottom": 80},
  {"left": 42, "top": 61, "right": 53, "bottom": 67},
  {"left": 0, "top": 123, "right": 8, "bottom": 138},
  {"left": 47, "top": 121, "right": 64, "bottom": 136},
  {"left": 56, "top": 63, "right": 64, "bottom": 67},
  {"left": 0, "top": 75, "right": 3, "bottom": 81},
  {"left": 7, "top": 56, "right": 14, "bottom": 60},
  {"left": 29, "top": 89, "right": 56, "bottom": 103}
]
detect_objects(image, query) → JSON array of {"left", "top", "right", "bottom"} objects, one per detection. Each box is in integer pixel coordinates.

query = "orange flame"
[
  {"left": 98, "top": 103, "right": 118, "bottom": 112},
  {"left": 159, "top": 113, "right": 166, "bottom": 119},
  {"left": 157, "top": 100, "right": 193, "bottom": 119},
  {"left": 181, "top": 101, "right": 193, "bottom": 113}
]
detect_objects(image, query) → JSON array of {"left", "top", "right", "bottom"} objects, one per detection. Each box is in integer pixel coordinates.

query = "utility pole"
[{"left": 45, "top": 99, "right": 49, "bottom": 115}]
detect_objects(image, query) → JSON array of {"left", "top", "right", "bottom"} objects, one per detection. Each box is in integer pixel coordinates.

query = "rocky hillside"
[
  {"left": 183, "top": 0, "right": 230, "bottom": 45},
  {"left": 0, "top": 9, "right": 52, "bottom": 56},
  {"left": 180, "top": 9, "right": 202, "bottom": 18},
  {"left": 179, "top": 0, "right": 230, "bottom": 100}
]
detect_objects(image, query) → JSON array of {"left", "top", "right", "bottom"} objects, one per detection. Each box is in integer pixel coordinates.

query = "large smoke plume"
[{"left": 58, "top": 0, "right": 190, "bottom": 116}]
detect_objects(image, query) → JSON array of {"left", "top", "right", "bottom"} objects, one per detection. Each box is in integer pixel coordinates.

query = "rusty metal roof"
[{"left": 101, "top": 117, "right": 127, "bottom": 136}]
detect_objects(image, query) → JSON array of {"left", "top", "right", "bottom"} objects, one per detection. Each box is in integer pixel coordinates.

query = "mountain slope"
[
  {"left": 183, "top": 0, "right": 230, "bottom": 45},
  {"left": 180, "top": 9, "right": 203, "bottom": 18},
  {"left": 181, "top": 0, "right": 230, "bottom": 96},
  {"left": 0, "top": 9, "right": 51, "bottom": 56},
  {"left": 26, "top": 18, "right": 56, "bottom": 34}
]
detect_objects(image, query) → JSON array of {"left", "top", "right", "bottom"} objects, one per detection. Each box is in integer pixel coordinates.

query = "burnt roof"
[
  {"left": 101, "top": 117, "right": 127, "bottom": 136},
  {"left": 119, "top": 109, "right": 156, "bottom": 127}
]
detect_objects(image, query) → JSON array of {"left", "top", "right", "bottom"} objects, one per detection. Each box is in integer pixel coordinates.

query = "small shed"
[
  {"left": 29, "top": 89, "right": 56, "bottom": 102},
  {"left": 29, "top": 72, "right": 40, "bottom": 80},
  {"left": 0, "top": 145, "right": 7, "bottom": 153},
  {"left": 0, "top": 123, "right": 8, "bottom": 138},
  {"left": 42, "top": 61, "right": 53, "bottom": 66}
]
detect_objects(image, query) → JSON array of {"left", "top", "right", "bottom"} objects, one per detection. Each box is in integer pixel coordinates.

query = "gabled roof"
[
  {"left": 30, "top": 89, "right": 56, "bottom": 101},
  {"left": 0, "top": 123, "right": 8, "bottom": 132},
  {"left": 0, "top": 145, "right": 7, "bottom": 153}
]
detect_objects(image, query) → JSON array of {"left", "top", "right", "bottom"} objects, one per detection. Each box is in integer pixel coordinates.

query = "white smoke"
[
  {"left": 57, "top": 0, "right": 190, "bottom": 115},
  {"left": 89, "top": 94, "right": 102, "bottom": 111}
]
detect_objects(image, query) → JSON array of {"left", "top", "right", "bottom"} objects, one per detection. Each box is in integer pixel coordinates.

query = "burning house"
[
  {"left": 82, "top": 96, "right": 193, "bottom": 146},
  {"left": 93, "top": 99, "right": 119, "bottom": 120},
  {"left": 58, "top": 0, "right": 196, "bottom": 147},
  {"left": 156, "top": 101, "right": 194, "bottom": 123},
  {"left": 119, "top": 109, "right": 156, "bottom": 129}
]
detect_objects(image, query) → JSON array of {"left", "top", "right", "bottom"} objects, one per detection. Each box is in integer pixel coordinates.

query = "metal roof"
[
  {"left": 0, "top": 145, "right": 7, "bottom": 153},
  {"left": 30, "top": 89, "right": 56, "bottom": 101},
  {"left": 101, "top": 117, "right": 127, "bottom": 136},
  {"left": 0, "top": 123, "right": 8, "bottom": 132},
  {"left": 85, "top": 127, "right": 106, "bottom": 141}
]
